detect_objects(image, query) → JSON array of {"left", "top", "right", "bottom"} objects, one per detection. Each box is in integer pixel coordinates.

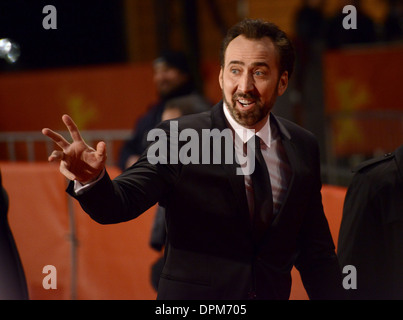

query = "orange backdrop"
[
  {"left": 0, "top": 61, "right": 221, "bottom": 133},
  {"left": 0, "top": 61, "right": 221, "bottom": 164},
  {"left": 2, "top": 163, "right": 159, "bottom": 299},
  {"left": 323, "top": 45, "right": 403, "bottom": 156}
]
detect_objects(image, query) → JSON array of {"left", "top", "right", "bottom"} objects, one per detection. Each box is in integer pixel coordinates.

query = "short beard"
[{"left": 223, "top": 88, "right": 277, "bottom": 128}]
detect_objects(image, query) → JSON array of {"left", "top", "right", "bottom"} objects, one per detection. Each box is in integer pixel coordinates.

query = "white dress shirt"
[{"left": 223, "top": 103, "right": 291, "bottom": 216}]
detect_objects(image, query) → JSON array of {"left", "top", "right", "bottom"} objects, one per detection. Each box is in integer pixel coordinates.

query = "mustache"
[{"left": 232, "top": 92, "right": 259, "bottom": 101}]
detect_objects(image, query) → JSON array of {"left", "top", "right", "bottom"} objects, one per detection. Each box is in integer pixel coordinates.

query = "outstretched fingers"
[
  {"left": 95, "top": 141, "right": 107, "bottom": 161},
  {"left": 48, "top": 150, "right": 64, "bottom": 162},
  {"left": 42, "top": 128, "right": 70, "bottom": 150},
  {"left": 62, "top": 114, "right": 83, "bottom": 143},
  {"left": 42, "top": 115, "right": 107, "bottom": 183},
  {"left": 42, "top": 114, "right": 84, "bottom": 152},
  {"left": 59, "top": 161, "right": 76, "bottom": 181}
]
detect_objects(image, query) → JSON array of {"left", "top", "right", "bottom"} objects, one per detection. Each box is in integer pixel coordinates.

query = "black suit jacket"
[
  {"left": 68, "top": 102, "right": 343, "bottom": 299},
  {"left": 338, "top": 144, "right": 403, "bottom": 299}
]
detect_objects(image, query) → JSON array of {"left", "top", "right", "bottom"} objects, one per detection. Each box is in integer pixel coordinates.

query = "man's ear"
[
  {"left": 219, "top": 68, "right": 223, "bottom": 90},
  {"left": 277, "top": 71, "right": 289, "bottom": 96}
]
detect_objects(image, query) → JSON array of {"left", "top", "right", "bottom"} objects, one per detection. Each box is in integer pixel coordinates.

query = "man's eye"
[
  {"left": 230, "top": 69, "right": 240, "bottom": 74},
  {"left": 254, "top": 70, "right": 264, "bottom": 76}
]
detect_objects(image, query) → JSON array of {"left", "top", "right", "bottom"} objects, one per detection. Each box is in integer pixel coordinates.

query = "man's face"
[
  {"left": 153, "top": 62, "right": 189, "bottom": 98},
  {"left": 219, "top": 35, "right": 288, "bottom": 129}
]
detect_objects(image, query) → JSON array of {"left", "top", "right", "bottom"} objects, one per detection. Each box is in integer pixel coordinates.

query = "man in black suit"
[
  {"left": 338, "top": 145, "right": 403, "bottom": 299},
  {"left": 42, "top": 19, "right": 343, "bottom": 300}
]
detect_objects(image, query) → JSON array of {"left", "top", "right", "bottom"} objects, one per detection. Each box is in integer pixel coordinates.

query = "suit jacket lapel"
[
  {"left": 251, "top": 115, "right": 299, "bottom": 249},
  {"left": 268, "top": 115, "right": 296, "bottom": 222},
  {"left": 395, "top": 144, "right": 403, "bottom": 182}
]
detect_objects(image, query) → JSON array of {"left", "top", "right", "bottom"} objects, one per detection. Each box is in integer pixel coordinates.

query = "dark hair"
[
  {"left": 154, "top": 51, "right": 191, "bottom": 75},
  {"left": 165, "top": 94, "right": 210, "bottom": 115},
  {"left": 220, "top": 19, "right": 295, "bottom": 79}
]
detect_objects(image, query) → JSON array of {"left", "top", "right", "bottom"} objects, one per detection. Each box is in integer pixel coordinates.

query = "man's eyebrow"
[
  {"left": 228, "top": 60, "right": 244, "bottom": 66},
  {"left": 227, "top": 60, "right": 270, "bottom": 68},
  {"left": 252, "top": 61, "right": 270, "bottom": 68}
]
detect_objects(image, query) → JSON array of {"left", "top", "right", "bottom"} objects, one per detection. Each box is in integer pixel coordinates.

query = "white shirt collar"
[{"left": 222, "top": 101, "right": 271, "bottom": 148}]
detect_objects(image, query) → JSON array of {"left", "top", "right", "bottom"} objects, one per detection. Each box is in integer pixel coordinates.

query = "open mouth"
[{"left": 237, "top": 99, "right": 256, "bottom": 110}]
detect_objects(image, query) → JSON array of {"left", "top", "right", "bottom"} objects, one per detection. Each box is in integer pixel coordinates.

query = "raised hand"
[{"left": 42, "top": 114, "right": 107, "bottom": 184}]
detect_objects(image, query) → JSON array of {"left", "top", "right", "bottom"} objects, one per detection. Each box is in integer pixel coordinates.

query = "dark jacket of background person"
[
  {"left": 325, "top": 2, "right": 377, "bottom": 49},
  {"left": 118, "top": 81, "right": 196, "bottom": 171},
  {"left": 118, "top": 52, "right": 210, "bottom": 171},
  {"left": 0, "top": 170, "right": 29, "bottom": 300},
  {"left": 338, "top": 144, "right": 403, "bottom": 299},
  {"left": 68, "top": 102, "right": 343, "bottom": 300}
]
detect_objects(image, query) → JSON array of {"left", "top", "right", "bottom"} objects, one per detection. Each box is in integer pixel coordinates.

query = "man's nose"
[{"left": 238, "top": 72, "right": 254, "bottom": 93}]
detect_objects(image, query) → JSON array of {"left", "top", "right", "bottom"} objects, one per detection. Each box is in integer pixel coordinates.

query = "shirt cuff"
[{"left": 73, "top": 169, "right": 106, "bottom": 195}]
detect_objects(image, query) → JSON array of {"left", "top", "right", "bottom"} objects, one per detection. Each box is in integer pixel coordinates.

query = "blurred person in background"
[
  {"left": 325, "top": 0, "right": 377, "bottom": 49},
  {"left": 293, "top": 0, "right": 327, "bottom": 160},
  {"left": 118, "top": 51, "right": 211, "bottom": 171},
  {"left": 383, "top": 0, "right": 403, "bottom": 41}
]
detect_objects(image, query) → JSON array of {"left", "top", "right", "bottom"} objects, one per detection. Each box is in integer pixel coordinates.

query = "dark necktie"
[{"left": 251, "top": 135, "right": 273, "bottom": 241}]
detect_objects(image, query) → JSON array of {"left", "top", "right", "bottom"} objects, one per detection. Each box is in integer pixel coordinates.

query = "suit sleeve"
[
  {"left": 293, "top": 138, "right": 345, "bottom": 299},
  {"left": 67, "top": 122, "right": 180, "bottom": 224}
]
